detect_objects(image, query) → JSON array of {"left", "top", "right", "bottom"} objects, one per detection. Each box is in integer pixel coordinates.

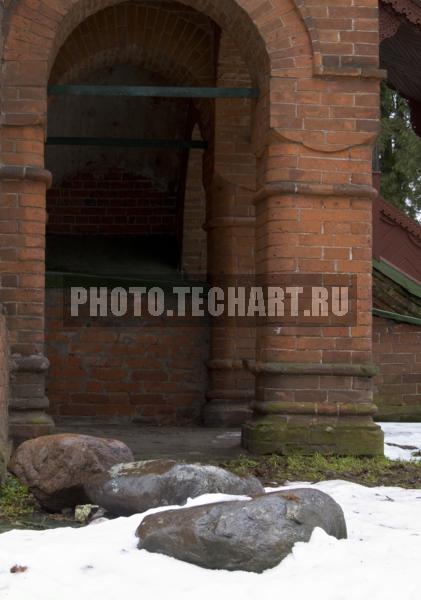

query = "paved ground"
[{"left": 54, "top": 418, "right": 246, "bottom": 461}]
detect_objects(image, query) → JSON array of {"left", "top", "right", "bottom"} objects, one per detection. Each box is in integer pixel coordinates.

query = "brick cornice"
[
  {"left": 0, "top": 166, "right": 52, "bottom": 188},
  {"left": 10, "top": 354, "right": 50, "bottom": 373},
  {"left": 1, "top": 114, "right": 46, "bottom": 127},
  {"left": 245, "top": 360, "right": 379, "bottom": 378},
  {"left": 254, "top": 181, "right": 378, "bottom": 205},
  {"left": 382, "top": 0, "right": 421, "bottom": 25},
  {"left": 251, "top": 400, "right": 378, "bottom": 416},
  {"left": 377, "top": 196, "right": 421, "bottom": 242},
  {"left": 314, "top": 66, "right": 386, "bottom": 79},
  {"left": 261, "top": 127, "right": 379, "bottom": 155}
]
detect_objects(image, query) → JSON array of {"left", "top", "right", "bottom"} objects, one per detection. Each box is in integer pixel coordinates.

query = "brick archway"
[
  {"left": 0, "top": 0, "right": 386, "bottom": 455},
  {"left": 49, "top": 3, "right": 217, "bottom": 87},
  {"left": 47, "top": 3, "right": 220, "bottom": 144}
]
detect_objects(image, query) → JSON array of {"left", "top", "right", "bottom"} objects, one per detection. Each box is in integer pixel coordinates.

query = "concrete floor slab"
[{"left": 54, "top": 418, "right": 246, "bottom": 462}]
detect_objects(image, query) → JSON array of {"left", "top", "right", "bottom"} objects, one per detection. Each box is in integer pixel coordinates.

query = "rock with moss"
[
  {"left": 137, "top": 488, "right": 347, "bottom": 573},
  {"left": 8, "top": 434, "right": 134, "bottom": 511},
  {"left": 85, "top": 460, "right": 264, "bottom": 516}
]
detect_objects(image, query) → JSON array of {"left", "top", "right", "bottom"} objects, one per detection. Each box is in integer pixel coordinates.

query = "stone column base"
[
  {"left": 9, "top": 354, "right": 55, "bottom": 445},
  {"left": 203, "top": 398, "right": 252, "bottom": 427},
  {"left": 9, "top": 412, "right": 55, "bottom": 447},
  {"left": 242, "top": 415, "right": 384, "bottom": 456},
  {"left": 204, "top": 359, "right": 254, "bottom": 427}
]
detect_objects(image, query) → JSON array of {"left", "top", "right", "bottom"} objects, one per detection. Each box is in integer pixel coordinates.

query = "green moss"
[
  {"left": 221, "top": 453, "right": 421, "bottom": 488},
  {"left": 242, "top": 419, "right": 384, "bottom": 456},
  {"left": 0, "top": 475, "right": 38, "bottom": 519}
]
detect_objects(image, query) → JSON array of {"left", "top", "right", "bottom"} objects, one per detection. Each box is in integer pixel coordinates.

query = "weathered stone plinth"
[
  {"left": 242, "top": 416, "right": 384, "bottom": 456},
  {"left": 9, "top": 354, "right": 55, "bottom": 444},
  {"left": 242, "top": 362, "right": 384, "bottom": 456},
  {"left": 203, "top": 398, "right": 252, "bottom": 427},
  {"left": 203, "top": 359, "right": 253, "bottom": 426},
  {"left": 204, "top": 356, "right": 253, "bottom": 428}
]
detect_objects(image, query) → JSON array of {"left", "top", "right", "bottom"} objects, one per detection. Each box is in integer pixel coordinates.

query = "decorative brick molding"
[
  {"left": 0, "top": 166, "right": 52, "bottom": 188},
  {"left": 250, "top": 400, "right": 378, "bottom": 417},
  {"left": 245, "top": 361, "right": 379, "bottom": 377},
  {"left": 254, "top": 182, "right": 378, "bottom": 204},
  {"left": 382, "top": 0, "right": 421, "bottom": 25}
]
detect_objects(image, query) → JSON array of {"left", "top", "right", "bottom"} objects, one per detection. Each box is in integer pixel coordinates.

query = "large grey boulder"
[
  {"left": 8, "top": 433, "right": 134, "bottom": 511},
  {"left": 85, "top": 460, "right": 264, "bottom": 516},
  {"left": 136, "top": 488, "right": 347, "bottom": 573}
]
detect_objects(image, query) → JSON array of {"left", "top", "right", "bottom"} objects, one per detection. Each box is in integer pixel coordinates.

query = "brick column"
[
  {"left": 203, "top": 31, "right": 257, "bottom": 426},
  {"left": 182, "top": 125, "right": 207, "bottom": 279},
  {"left": 0, "top": 313, "right": 11, "bottom": 482},
  {"left": 242, "top": 178, "right": 384, "bottom": 455},
  {"left": 203, "top": 174, "right": 255, "bottom": 426},
  {"left": 0, "top": 123, "right": 54, "bottom": 442}
]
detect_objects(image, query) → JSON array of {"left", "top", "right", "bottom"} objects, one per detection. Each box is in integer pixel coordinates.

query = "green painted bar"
[
  {"left": 46, "top": 137, "right": 208, "bottom": 149},
  {"left": 372, "top": 307, "right": 421, "bottom": 327},
  {"left": 48, "top": 84, "right": 259, "bottom": 98}
]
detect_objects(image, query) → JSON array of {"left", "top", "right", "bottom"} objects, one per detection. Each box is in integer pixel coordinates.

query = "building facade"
[{"left": 0, "top": 0, "right": 385, "bottom": 460}]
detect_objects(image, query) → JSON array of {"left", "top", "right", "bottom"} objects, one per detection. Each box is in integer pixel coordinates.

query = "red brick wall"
[
  {"left": 374, "top": 316, "right": 421, "bottom": 421},
  {"left": 47, "top": 168, "right": 177, "bottom": 236},
  {"left": 46, "top": 289, "right": 209, "bottom": 424}
]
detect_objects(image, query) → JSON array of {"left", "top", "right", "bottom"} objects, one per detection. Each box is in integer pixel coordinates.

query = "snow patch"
[{"left": 2, "top": 423, "right": 421, "bottom": 599}]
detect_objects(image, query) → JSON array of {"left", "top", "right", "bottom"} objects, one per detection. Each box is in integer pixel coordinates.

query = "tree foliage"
[{"left": 378, "top": 84, "right": 421, "bottom": 220}]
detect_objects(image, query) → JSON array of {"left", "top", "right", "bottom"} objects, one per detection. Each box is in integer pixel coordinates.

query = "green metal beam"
[
  {"left": 373, "top": 258, "right": 421, "bottom": 298},
  {"left": 372, "top": 307, "right": 421, "bottom": 327},
  {"left": 46, "top": 137, "right": 207, "bottom": 149},
  {"left": 48, "top": 85, "right": 259, "bottom": 99}
]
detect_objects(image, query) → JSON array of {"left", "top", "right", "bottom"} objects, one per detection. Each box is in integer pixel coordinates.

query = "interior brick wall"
[
  {"left": 46, "top": 289, "right": 209, "bottom": 424},
  {"left": 46, "top": 167, "right": 177, "bottom": 236},
  {"left": 373, "top": 316, "right": 421, "bottom": 421}
]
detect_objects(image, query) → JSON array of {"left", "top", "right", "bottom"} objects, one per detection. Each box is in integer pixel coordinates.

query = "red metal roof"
[{"left": 373, "top": 175, "right": 421, "bottom": 284}]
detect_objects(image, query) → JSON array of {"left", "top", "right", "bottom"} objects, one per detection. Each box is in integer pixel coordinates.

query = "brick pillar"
[
  {"left": 0, "top": 123, "right": 54, "bottom": 443},
  {"left": 182, "top": 126, "right": 207, "bottom": 279},
  {"left": 242, "top": 152, "right": 384, "bottom": 455},
  {"left": 0, "top": 312, "right": 11, "bottom": 481},
  {"left": 202, "top": 32, "right": 256, "bottom": 427},
  {"left": 203, "top": 174, "right": 255, "bottom": 426}
]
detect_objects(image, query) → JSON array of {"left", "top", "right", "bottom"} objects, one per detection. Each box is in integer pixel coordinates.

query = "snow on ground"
[
  {"left": 1, "top": 423, "right": 421, "bottom": 600},
  {"left": 382, "top": 422, "right": 421, "bottom": 460},
  {"left": 2, "top": 482, "right": 421, "bottom": 600}
]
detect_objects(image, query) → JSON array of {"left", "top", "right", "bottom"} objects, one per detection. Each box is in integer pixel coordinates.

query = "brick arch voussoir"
[
  {"left": 49, "top": 2, "right": 216, "bottom": 86},
  {"left": 291, "top": 0, "right": 323, "bottom": 70},
  {"left": 2, "top": 0, "right": 317, "bottom": 91}
]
